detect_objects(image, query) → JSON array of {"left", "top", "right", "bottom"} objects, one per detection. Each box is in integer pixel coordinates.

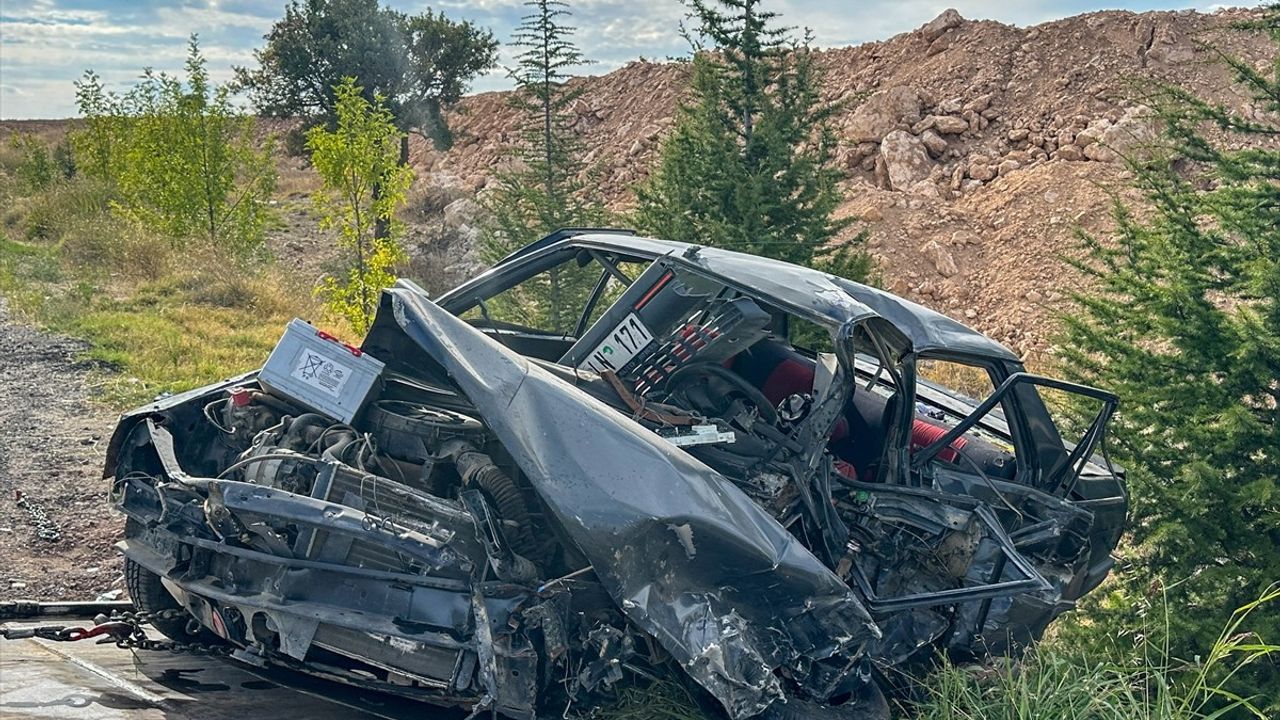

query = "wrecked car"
[{"left": 106, "top": 229, "right": 1127, "bottom": 719}]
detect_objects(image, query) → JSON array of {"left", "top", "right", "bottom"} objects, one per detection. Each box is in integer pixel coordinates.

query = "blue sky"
[{"left": 0, "top": 1, "right": 1242, "bottom": 119}]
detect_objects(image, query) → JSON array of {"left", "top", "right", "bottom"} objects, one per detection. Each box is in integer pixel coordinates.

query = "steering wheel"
[{"left": 662, "top": 362, "right": 779, "bottom": 426}]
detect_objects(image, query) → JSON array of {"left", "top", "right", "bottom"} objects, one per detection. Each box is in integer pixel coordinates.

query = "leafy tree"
[
  {"left": 71, "top": 70, "right": 130, "bottom": 181},
  {"left": 1057, "top": 5, "right": 1280, "bottom": 707},
  {"left": 633, "top": 0, "right": 870, "bottom": 283},
  {"left": 235, "top": 0, "right": 498, "bottom": 152},
  {"left": 308, "top": 79, "right": 413, "bottom": 334},
  {"left": 71, "top": 38, "right": 276, "bottom": 254},
  {"left": 478, "top": 0, "right": 610, "bottom": 331}
]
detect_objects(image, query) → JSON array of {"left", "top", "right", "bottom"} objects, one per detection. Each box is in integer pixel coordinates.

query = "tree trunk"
[
  {"left": 374, "top": 136, "right": 410, "bottom": 240},
  {"left": 373, "top": 181, "right": 388, "bottom": 240}
]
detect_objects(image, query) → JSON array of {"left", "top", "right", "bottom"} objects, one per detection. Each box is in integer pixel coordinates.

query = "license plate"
[{"left": 580, "top": 313, "right": 654, "bottom": 373}]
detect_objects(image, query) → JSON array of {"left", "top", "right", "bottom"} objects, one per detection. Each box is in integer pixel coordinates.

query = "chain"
[
  {"left": 1, "top": 607, "right": 232, "bottom": 657},
  {"left": 14, "top": 491, "right": 60, "bottom": 541},
  {"left": 109, "top": 608, "right": 233, "bottom": 656}
]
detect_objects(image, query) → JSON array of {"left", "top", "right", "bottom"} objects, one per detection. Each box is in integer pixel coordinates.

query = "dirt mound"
[{"left": 417, "top": 6, "right": 1273, "bottom": 359}]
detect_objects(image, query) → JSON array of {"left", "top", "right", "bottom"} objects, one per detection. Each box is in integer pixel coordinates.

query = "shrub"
[{"left": 7, "top": 134, "right": 56, "bottom": 193}]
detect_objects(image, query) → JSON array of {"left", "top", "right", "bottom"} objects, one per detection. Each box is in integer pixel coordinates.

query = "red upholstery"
[
  {"left": 909, "top": 418, "right": 967, "bottom": 463},
  {"left": 759, "top": 357, "right": 815, "bottom": 406},
  {"left": 730, "top": 340, "right": 967, "bottom": 470}
]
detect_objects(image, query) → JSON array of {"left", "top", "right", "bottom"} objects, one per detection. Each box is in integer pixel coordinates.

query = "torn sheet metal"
[{"left": 382, "top": 288, "right": 880, "bottom": 718}]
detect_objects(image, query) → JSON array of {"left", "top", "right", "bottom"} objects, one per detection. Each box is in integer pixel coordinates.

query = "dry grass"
[
  {"left": 274, "top": 156, "right": 321, "bottom": 200},
  {"left": 916, "top": 358, "right": 996, "bottom": 400},
  {"left": 0, "top": 174, "right": 338, "bottom": 408}
]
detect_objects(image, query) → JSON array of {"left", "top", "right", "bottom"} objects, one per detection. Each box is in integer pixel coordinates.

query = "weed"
[{"left": 908, "top": 585, "right": 1279, "bottom": 720}]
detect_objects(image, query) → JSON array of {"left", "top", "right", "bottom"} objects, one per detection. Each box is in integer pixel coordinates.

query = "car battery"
[{"left": 258, "top": 319, "right": 385, "bottom": 424}]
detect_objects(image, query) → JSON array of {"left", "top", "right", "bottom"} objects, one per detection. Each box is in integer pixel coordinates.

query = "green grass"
[
  {"left": 907, "top": 586, "right": 1279, "bottom": 720},
  {"left": 0, "top": 178, "right": 328, "bottom": 408}
]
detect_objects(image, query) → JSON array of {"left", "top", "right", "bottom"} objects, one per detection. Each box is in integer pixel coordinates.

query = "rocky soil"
[
  {"left": 0, "top": 298, "right": 123, "bottom": 601},
  {"left": 415, "top": 6, "right": 1274, "bottom": 360}
]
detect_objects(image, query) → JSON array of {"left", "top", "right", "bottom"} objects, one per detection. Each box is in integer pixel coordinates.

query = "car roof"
[{"left": 505, "top": 230, "right": 1020, "bottom": 363}]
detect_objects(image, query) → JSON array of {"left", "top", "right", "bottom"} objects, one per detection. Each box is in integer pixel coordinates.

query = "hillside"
[
  {"left": 415, "top": 6, "right": 1274, "bottom": 360},
  {"left": 2, "top": 7, "right": 1272, "bottom": 361}
]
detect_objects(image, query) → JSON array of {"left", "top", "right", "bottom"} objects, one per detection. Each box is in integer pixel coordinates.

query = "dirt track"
[{"left": 0, "top": 298, "right": 123, "bottom": 601}]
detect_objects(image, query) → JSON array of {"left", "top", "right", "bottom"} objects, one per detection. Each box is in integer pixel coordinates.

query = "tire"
[{"left": 124, "top": 557, "right": 219, "bottom": 643}]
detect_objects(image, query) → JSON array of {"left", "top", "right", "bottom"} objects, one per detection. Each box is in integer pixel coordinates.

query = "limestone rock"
[
  {"left": 846, "top": 86, "right": 923, "bottom": 143},
  {"left": 968, "top": 162, "right": 997, "bottom": 182},
  {"left": 998, "top": 159, "right": 1021, "bottom": 176},
  {"left": 963, "top": 94, "right": 993, "bottom": 114},
  {"left": 931, "top": 115, "right": 970, "bottom": 135},
  {"left": 1054, "top": 144, "right": 1083, "bottom": 161},
  {"left": 1083, "top": 106, "right": 1158, "bottom": 163},
  {"left": 920, "top": 9, "right": 965, "bottom": 42},
  {"left": 1074, "top": 120, "right": 1109, "bottom": 147},
  {"left": 443, "top": 198, "right": 481, "bottom": 228},
  {"left": 911, "top": 116, "right": 937, "bottom": 134},
  {"left": 879, "top": 130, "right": 934, "bottom": 191},
  {"left": 920, "top": 130, "right": 948, "bottom": 156},
  {"left": 922, "top": 239, "right": 960, "bottom": 277}
]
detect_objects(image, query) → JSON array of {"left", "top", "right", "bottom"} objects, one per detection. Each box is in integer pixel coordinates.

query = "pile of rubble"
[
  {"left": 845, "top": 87, "right": 1158, "bottom": 197},
  {"left": 412, "top": 6, "right": 1273, "bottom": 359}
]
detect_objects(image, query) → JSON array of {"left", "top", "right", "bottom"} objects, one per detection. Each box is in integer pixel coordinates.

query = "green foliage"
[
  {"left": 8, "top": 134, "right": 55, "bottom": 192},
  {"left": 307, "top": 79, "right": 413, "bottom": 334},
  {"left": 478, "top": 0, "right": 611, "bottom": 330},
  {"left": 51, "top": 139, "right": 76, "bottom": 180},
  {"left": 912, "top": 588, "right": 1279, "bottom": 720},
  {"left": 71, "top": 38, "right": 276, "bottom": 255},
  {"left": 235, "top": 0, "right": 498, "bottom": 149},
  {"left": 71, "top": 70, "right": 130, "bottom": 180},
  {"left": 1055, "top": 4, "right": 1280, "bottom": 708},
  {"left": 633, "top": 0, "right": 871, "bottom": 283}
]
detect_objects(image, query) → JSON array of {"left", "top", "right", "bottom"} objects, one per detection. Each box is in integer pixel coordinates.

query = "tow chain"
[
  {"left": 14, "top": 490, "right": 60, "bottom": 542},
  {"left": 1, "top": 607, "right": 232, "bottom": 657}
]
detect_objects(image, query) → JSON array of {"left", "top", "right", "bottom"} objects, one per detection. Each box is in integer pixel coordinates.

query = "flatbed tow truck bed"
[{"left": 0, "top": 614, "right": 446, "bottom": 720}]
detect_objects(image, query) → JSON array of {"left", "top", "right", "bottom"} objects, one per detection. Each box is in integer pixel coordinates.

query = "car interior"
[{"left": 455, "top": 248, "right": 1018, "bottom": 484}]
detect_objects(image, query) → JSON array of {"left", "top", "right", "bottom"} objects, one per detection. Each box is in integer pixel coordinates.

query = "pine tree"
[
  {"left": 633, "top": 0, "right": 871, "bottom": 282},
  {"left": 478, "top": 0, "right": 610, "bottom": 332},
  {"left": 1057, "top": 5, "right": 1279, "bottom": 706}
]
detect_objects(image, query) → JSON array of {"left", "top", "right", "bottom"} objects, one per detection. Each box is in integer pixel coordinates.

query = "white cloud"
[{"left": 0, "top": 0, "right": 1237, "bottom": 118}]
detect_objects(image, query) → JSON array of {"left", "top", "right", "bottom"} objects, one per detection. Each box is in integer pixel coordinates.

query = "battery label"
[{"left": 290, "top": 348, "right": 353, "bottom": 398}]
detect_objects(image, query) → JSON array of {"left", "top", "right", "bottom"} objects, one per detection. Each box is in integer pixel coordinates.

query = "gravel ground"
[{"left": 0, "top": 298, "right": 124, "bottom": 601}]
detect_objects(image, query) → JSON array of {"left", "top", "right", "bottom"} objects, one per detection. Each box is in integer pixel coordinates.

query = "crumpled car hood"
[{"left": 383, "top": 287, "right": 879, "bottom": 718}]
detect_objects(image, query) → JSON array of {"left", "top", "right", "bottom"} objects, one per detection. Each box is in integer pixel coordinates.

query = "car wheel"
[{"left": 124, "top": 557, "right": 219, "bottom": 643}]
